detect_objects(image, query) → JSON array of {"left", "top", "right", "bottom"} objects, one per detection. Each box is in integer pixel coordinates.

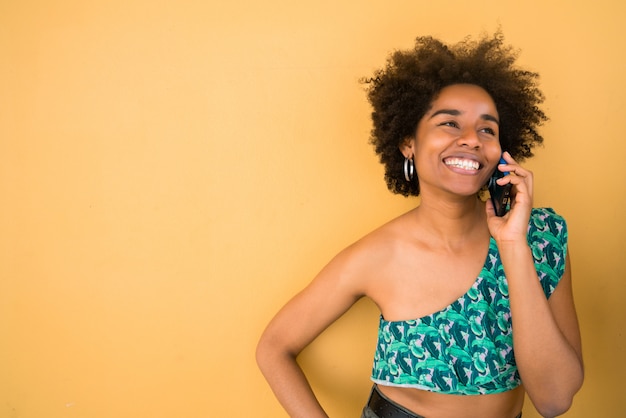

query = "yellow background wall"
[{"left": 1, "top": 1, "right": 624, "bottom": 416}]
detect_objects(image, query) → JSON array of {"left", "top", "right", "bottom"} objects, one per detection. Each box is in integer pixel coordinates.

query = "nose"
[{"left": 456, "top": 128, "right": 481, "bottom": 149}]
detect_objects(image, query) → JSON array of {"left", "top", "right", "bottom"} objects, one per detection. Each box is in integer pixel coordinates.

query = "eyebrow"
[{"left": 430, "top": 109, "right": 500, "bottom": 125}]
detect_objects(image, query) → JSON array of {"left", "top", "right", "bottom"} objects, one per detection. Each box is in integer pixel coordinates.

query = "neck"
[{"left": 411, "top": 192, "right": 489, "bottom": 249}]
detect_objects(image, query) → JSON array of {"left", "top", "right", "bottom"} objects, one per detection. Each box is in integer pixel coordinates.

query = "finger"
[
  {"left": 501, "top": 151, "right": 513, "bottom": 160},
  {"left": 500, "top": 152, "right": 531, "bottom": 174},
  {"left": 498, "top": 160, "right": 533, "bottom": 180},
  {"left": 506, "top": 174, "right": 534, "bottom": 205},
  {"left": 510, "top": 166, "right": 532, "bottom": 178}
]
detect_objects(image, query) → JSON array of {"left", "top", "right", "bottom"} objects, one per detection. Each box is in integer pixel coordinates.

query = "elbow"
[
  {"left": 256, "top": 332, "right": 296, "bottom": 377},
  {"left": 535, "top": 398, "right": 573, "bottom": 418},
  {"left": 533, "top": 374, "right": 584, "bottom": 418},
  {"left": 255, "top": 334, "right": 273, "bottom": 375}
]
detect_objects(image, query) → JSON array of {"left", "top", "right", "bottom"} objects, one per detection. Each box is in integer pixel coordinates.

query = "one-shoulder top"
[{"left": 370, "top": 208, "right": 568, "bottom": 395}]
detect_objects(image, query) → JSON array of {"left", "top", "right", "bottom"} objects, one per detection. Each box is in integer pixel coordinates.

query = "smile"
[{"left": 443, "top": 158, "right": 480, "bottom": 171}]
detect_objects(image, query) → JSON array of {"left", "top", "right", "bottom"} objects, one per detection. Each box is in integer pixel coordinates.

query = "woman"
[{"left": 256, "top": 32, "right": 583, "bottom": 418}]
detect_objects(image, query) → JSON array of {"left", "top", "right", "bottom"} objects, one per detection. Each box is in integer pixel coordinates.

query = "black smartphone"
[{"left": 488, "top": 156, "right": 512, "bottom": 217}]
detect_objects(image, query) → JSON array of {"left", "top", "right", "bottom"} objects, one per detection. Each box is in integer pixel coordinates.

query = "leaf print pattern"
[{"left": 371, "top": 208, "right": 568, "bottom": 395}]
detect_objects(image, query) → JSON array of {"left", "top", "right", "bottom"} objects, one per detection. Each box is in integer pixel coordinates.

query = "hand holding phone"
[{"left": 488, "top": 156, "right": 512, "bottom": 217}]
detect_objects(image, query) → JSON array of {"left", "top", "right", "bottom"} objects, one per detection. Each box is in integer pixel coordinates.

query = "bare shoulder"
[
  {"left": 347, "top": 210, "right": 410, "bottom": 255},
  {"left": 327, "top": 211, "right": 414, "bottom": 292},
  {"left": 256, "top": 211, "right": 418, "bottom": 362}
]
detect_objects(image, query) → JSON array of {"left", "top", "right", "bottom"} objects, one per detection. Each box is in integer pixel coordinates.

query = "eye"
[
  {"left": 439, "top": 121, "right": 459, "bottom": 128},
  {"left": 479, "top": 127, "right": 497, "bottom": 136}
]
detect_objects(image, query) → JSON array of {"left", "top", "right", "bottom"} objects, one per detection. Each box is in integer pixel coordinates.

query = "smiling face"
[{"left": 402, "top": 84, "right": 502, "bottom": 198}]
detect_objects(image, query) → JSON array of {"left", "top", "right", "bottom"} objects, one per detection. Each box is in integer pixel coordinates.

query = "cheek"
[{"left": 488, "top": 138, "right": 503, "bottom": 157}]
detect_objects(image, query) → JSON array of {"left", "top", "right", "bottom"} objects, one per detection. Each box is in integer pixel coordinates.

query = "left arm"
[
  {"left": 499, "top": 245, "right": 583, "bottom": 417},
  {"left": 486, "top": 152, "right": 584, "bottom": 417}
]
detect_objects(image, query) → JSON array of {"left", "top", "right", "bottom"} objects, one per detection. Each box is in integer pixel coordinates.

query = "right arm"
[{"left": 256, "top": 246, "right": 368, "bottom": 417}]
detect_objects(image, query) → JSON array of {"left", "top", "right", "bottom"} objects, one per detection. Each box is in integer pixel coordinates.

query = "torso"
[{"left": 357, "top": 205, "right": 523, "bottom": 415}]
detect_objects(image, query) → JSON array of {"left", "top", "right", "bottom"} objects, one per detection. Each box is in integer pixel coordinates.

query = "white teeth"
[{"left": 444, "top": 158, "right": 479, "bottom": 170}]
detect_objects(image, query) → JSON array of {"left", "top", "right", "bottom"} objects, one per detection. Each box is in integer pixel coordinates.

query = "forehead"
[{"left": 429, "top": 84, "right": 498, "bottom": 116}]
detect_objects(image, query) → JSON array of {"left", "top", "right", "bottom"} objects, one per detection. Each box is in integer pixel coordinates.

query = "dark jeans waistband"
[
  {"left": 361, "top": 385, "right": 522, "bottom": 418},
  {"left": 362, "top": 385, "right": 424, "bottom": 418}
]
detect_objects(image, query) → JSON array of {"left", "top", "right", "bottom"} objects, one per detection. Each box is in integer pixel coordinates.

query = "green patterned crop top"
[{"left": 371, "top": 208, "right": 568, "bottom": 395}]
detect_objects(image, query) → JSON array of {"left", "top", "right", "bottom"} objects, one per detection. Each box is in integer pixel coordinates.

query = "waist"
[{"left": 364, "top": 385, "right": 523, "bottom": 418}]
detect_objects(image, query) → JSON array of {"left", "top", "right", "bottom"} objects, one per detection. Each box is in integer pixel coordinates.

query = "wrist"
[{"left": 496, "top": 239, "right": 532, "bottom": 258}]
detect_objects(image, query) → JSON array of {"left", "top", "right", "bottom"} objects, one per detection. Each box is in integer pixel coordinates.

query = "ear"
[{"left": 399, "top": 137, "right": 415, "bottom": 159}]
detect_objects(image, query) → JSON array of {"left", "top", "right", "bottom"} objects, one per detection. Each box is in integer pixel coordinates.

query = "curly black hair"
[{"left": 362, "top": 31, "right": 547, "bottom": 197}]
